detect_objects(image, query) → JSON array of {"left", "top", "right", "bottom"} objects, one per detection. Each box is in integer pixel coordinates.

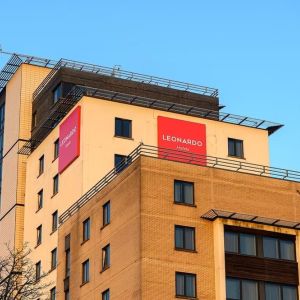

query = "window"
[
  {"left": 65, "top": 290, "right": 70, "bottom": 300},
  {"left": 53, "top": 174, "right": 59, "bottom": 195},
  {"left": 82, "top": 259, "right": 90, "bottom": 284},
  {"left": 38, "top": 155, "right": 44, "bottom": 176},
  {"left": 175, "top": 272, "right": 196, "bottom": 298},
  {"left": 175, "top": 225, "right": 195, "bottom": 251},
  {"left": 32, "top": 111, "right": 37, "bottom": 128},
  {"left": 83, "top": 218, "right": 90, "bottom": 242},
  {"left": 114, "top": 154, "right": 132, "bottom": 173},
  {"left": 54, "top": 139, "right": 59, "bottom": 160},
  {"left": 36, "top": 261, "right": 41, "bottom": 281},
  {"left": 37, "top": 225, "right": 42, "bottom": 246},
  {"left": 37, "top": 189, "right": 43, "bottom": 210},
  {"left": 226, "top": 278, "right": 258, "bottom": 300},
  {"left": 102, "top": 289, "right": 110, "bottom": 300},
  {"left": 115, "top": 118, "right": 132, "bottom": 138},
  {"left": 53, "top": 83, "right": 62, "bottom": 104},
  {"left": 103, "top": 201, "right": 110, "bottom": 227},
  {"left": 65, "top": 234, "right": 71, "bottom": 277},
  {"left": 263, "top": 237, "right": 295, "bottom": 261},
  {"left": 228, "top": 138, "right": 244, "bottom": 158},
  {"left": 51, "top": 248, "right": 57, "bottom": 270},
  {"left": 174, "top": 180, "right": 194, "bottom": 205},
  {"left": 52, "top": 210, "right": 58, "bottom": 232},
  {"left": 226, "top": 278, "right": 297, "bottom": 300},
  {"left": 50, "top": 287, "right": 56, "bottom": 300},
  {"left": 102, "top": 244, "right": 110, "bottom": 271},
  {"left": 225, "top": 228, "right": 296, "bottom": 261}
]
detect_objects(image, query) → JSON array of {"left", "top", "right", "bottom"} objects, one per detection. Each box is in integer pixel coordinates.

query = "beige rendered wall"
[{"left": 0, "top": 64, "right": 50, "bottom": 254}]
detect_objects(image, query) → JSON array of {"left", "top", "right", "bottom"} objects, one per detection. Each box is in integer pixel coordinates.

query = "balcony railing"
[{"left": 59, "top": 144, "right": 300, "bottom": 225}]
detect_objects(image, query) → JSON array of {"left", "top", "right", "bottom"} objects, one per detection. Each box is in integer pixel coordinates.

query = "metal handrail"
[
  {"left": 59, "top": 144, "right": 300, "bottom": 225},
  {"left": 32, "top": 58, "right": 218, "bottom": 100}
]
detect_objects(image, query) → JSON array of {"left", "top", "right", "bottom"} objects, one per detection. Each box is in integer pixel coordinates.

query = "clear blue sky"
[{"left": 0, "top": 0, "right": 299, "bottom": 170}]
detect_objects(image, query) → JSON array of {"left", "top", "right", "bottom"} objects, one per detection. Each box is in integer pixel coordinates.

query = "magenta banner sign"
[{"left": 58, "top": 106, "right": 81, "bottom": 174}]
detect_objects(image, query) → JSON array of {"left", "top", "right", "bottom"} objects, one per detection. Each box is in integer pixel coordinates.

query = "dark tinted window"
[
  {"left": 240, "top": 233, "right": 256, "bottom": 256},
  {"left": 82, "top": 260, "right": 89, "bottom": 284},
  {"left": 226, "top": 278, "right": 240, "bottom": 300},
  {"left": 224, "top": 231, "right": 238, "bottom": 253},
  {"left": 115, "top": 118, "right": 132, "bottom": 138},
  {"left": 54, "top": 139, "right": 59, "bottom": 159},
  {"left": 37, "top": 189, "right": 43, "bottom": 210},
  {"left": 228, "top": 138, "right": 244, "bottom": 158},
  {"left": 37, "top": 225, "right": 42, "bottom": 245},
  {"left": 175, "top": 225, "right": 195, "bottom": 251},
  {"left": 114, "top": 154, "right": 132, "bottom": 173},
  {"left": 103, "top": 201, "right": 110, "bottom": 227},
  {"left": 174, "top": 180, "right": 194, "bottom": 205},
  {"left": 53, "top": 83, "right": 62, "bottom": 104},
  {"left": 51, "top": 248, "right": 57, "bottom": 270},
  {"left": 36, "top": 261, "right": 41, "bottom": 280},
  {"left": 83, "top": 218, "right": 90, "bottom": 242},
  {"left": 102, "top": 289, "right": 110, "bottom": 300},
  {"left": 53, "top": 174, "right": 59, "bottom": 195},
  {"left": 102, "top": 244, "right": 110, "bottom": 271},
  {"left": 176, "top": 272, "right": 196, "bottom": 298},
  {"left": 263, "top": 237, "right": 279, "bottom": 259},
  {"left": 280, "top": 240, "right": 295, "bottom": 261},
  {"left": 50, "top": 287, "right": 56, "bottom": 300},
  {"left": 52, "top": 211, "right": 58, "bottom": 232},
  {"left": 39, "top": 155, "right": 44, "bottom": 175}
]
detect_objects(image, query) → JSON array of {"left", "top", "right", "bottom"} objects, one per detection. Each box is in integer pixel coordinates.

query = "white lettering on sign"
[
  {"left": 162, "top": 134, "right": 203, "bottom": 147},
  {"left": 60, "top": 126, "right": 77, "bottom": 148}
]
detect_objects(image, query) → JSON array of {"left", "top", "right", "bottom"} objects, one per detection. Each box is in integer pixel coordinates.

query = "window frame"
[
  {"left": 53, "top": 174, "right": 59, "bottom": 196},
  {"left": 174, "top": 180, "right": 195, "bottom": 206},
  {"left": 52, "top": 210, "right": 58, "bottom": 233},
  {"left": 115, "top": 117, "right": 132, "bottom": 138},
  {"left": 37, "top": 189, "right": 43, "bottom": 211},
  {"left": 102, "top": 201, "right": 111, "bottom": 228},
  {"left": 36, "top": 261, "right": 41, "bottom": 281},
  {"left": 82, "top": 218, "right": 90, "bottom": 243},
  {"left": 175, "top": 225, "right": 196, "bottom": 252},
  {"left": 224, "top": 227, "right": 296, "bottom": 262},
  {"left": 102, "top": 244, "right": 110, "bottom": 272},
  {"left": 82, "top": 259, "right": 90, "bottom": 284},
  {"left": 228, "top": 138, "right": 244, "bottom": 159},
  {"left": 175, "top": 272, "right": 197, "bottom": 299},
  {"left": 38, "top": 155, "right": 44, "bottom": 176},
  {"left": 54, "top": 139, "right": 59, "bottom": 160},
  {"left": 36, "top": 225, "right": 42, "bottom": 246},
  {"left": 51, "top": 248, "right": 57, "bottom": 270},
  {"left": 102, "top": 289, "right": 110, "bottom": 300}
]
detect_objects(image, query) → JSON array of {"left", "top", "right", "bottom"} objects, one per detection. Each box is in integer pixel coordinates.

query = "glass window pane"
[
  {"left": 280, "top": 240, "right": 295, "bottom": 261},
  {"left": 183, "top": 183, "right": 193, "bottom": 204},
  {"left": 174, "top": 182, "right": 182, "bottom": 203},
  {"left": 235, "top": 141, "right": 243, "bottom": 157},
  {"left": 282, "top": 285, "right": 297, "bottom": 300},
  {"left": 115, "top": 119, "right": 122, "bottom": 136},
  {"left": 123, "top": 120, "right": 131, "bottom": 137},
  {"left": 175, "top": 227, "right": 184, "bottom": 249},
  {"left": 263, "top": 237, "right": 279, "bottom": 259},
  {"left": 265, "top": 283, "right": 281, "bottom": 300},
  {"left": 176, "top": 273, "right": 185, "bottom": 295},
  {"left": 226, "top": 278, "right": 240, "bottom": 300},
  {"left": 225, "top": 232, "right": 238, "bottom": 253},
  {"left": 240, "top": 234, "right": 256, "bottom": 256},
  {"left": 242, "top": 280, "right": 258, "bottom": 300},
  {"left": 185, "top": 228, "right": 195, "bottom": 250},
  {"left": 185, "top": 274, "right": 196, "bottom": 297}
]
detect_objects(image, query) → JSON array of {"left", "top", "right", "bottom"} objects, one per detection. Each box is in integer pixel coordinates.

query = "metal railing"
[
  {"left": 59, "top": 144, "right": 300, "bottom": 225},
  {"left": 33, "top": 58, "right": 219, "bottom": 100}
]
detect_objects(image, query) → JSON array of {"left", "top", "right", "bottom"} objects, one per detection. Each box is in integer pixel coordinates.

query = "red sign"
[
  {"left": 58, "top": 106, "right": 81, "bottom": 173},
  {"left": 157, "top": 116, "right": 206, "bottom": 165}
]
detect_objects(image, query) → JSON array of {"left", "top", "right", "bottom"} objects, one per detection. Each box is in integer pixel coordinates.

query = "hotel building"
[{"left": 0, "top": 52, "right": 299, "bottom": 299}]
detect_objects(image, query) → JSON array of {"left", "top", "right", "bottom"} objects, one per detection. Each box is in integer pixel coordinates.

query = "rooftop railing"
[
  {"left": 59, "top": 144, "right": 300, "bottom": 225},
  {"left": 32, "top": 58, "right": 219, "bottom": 100}
]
